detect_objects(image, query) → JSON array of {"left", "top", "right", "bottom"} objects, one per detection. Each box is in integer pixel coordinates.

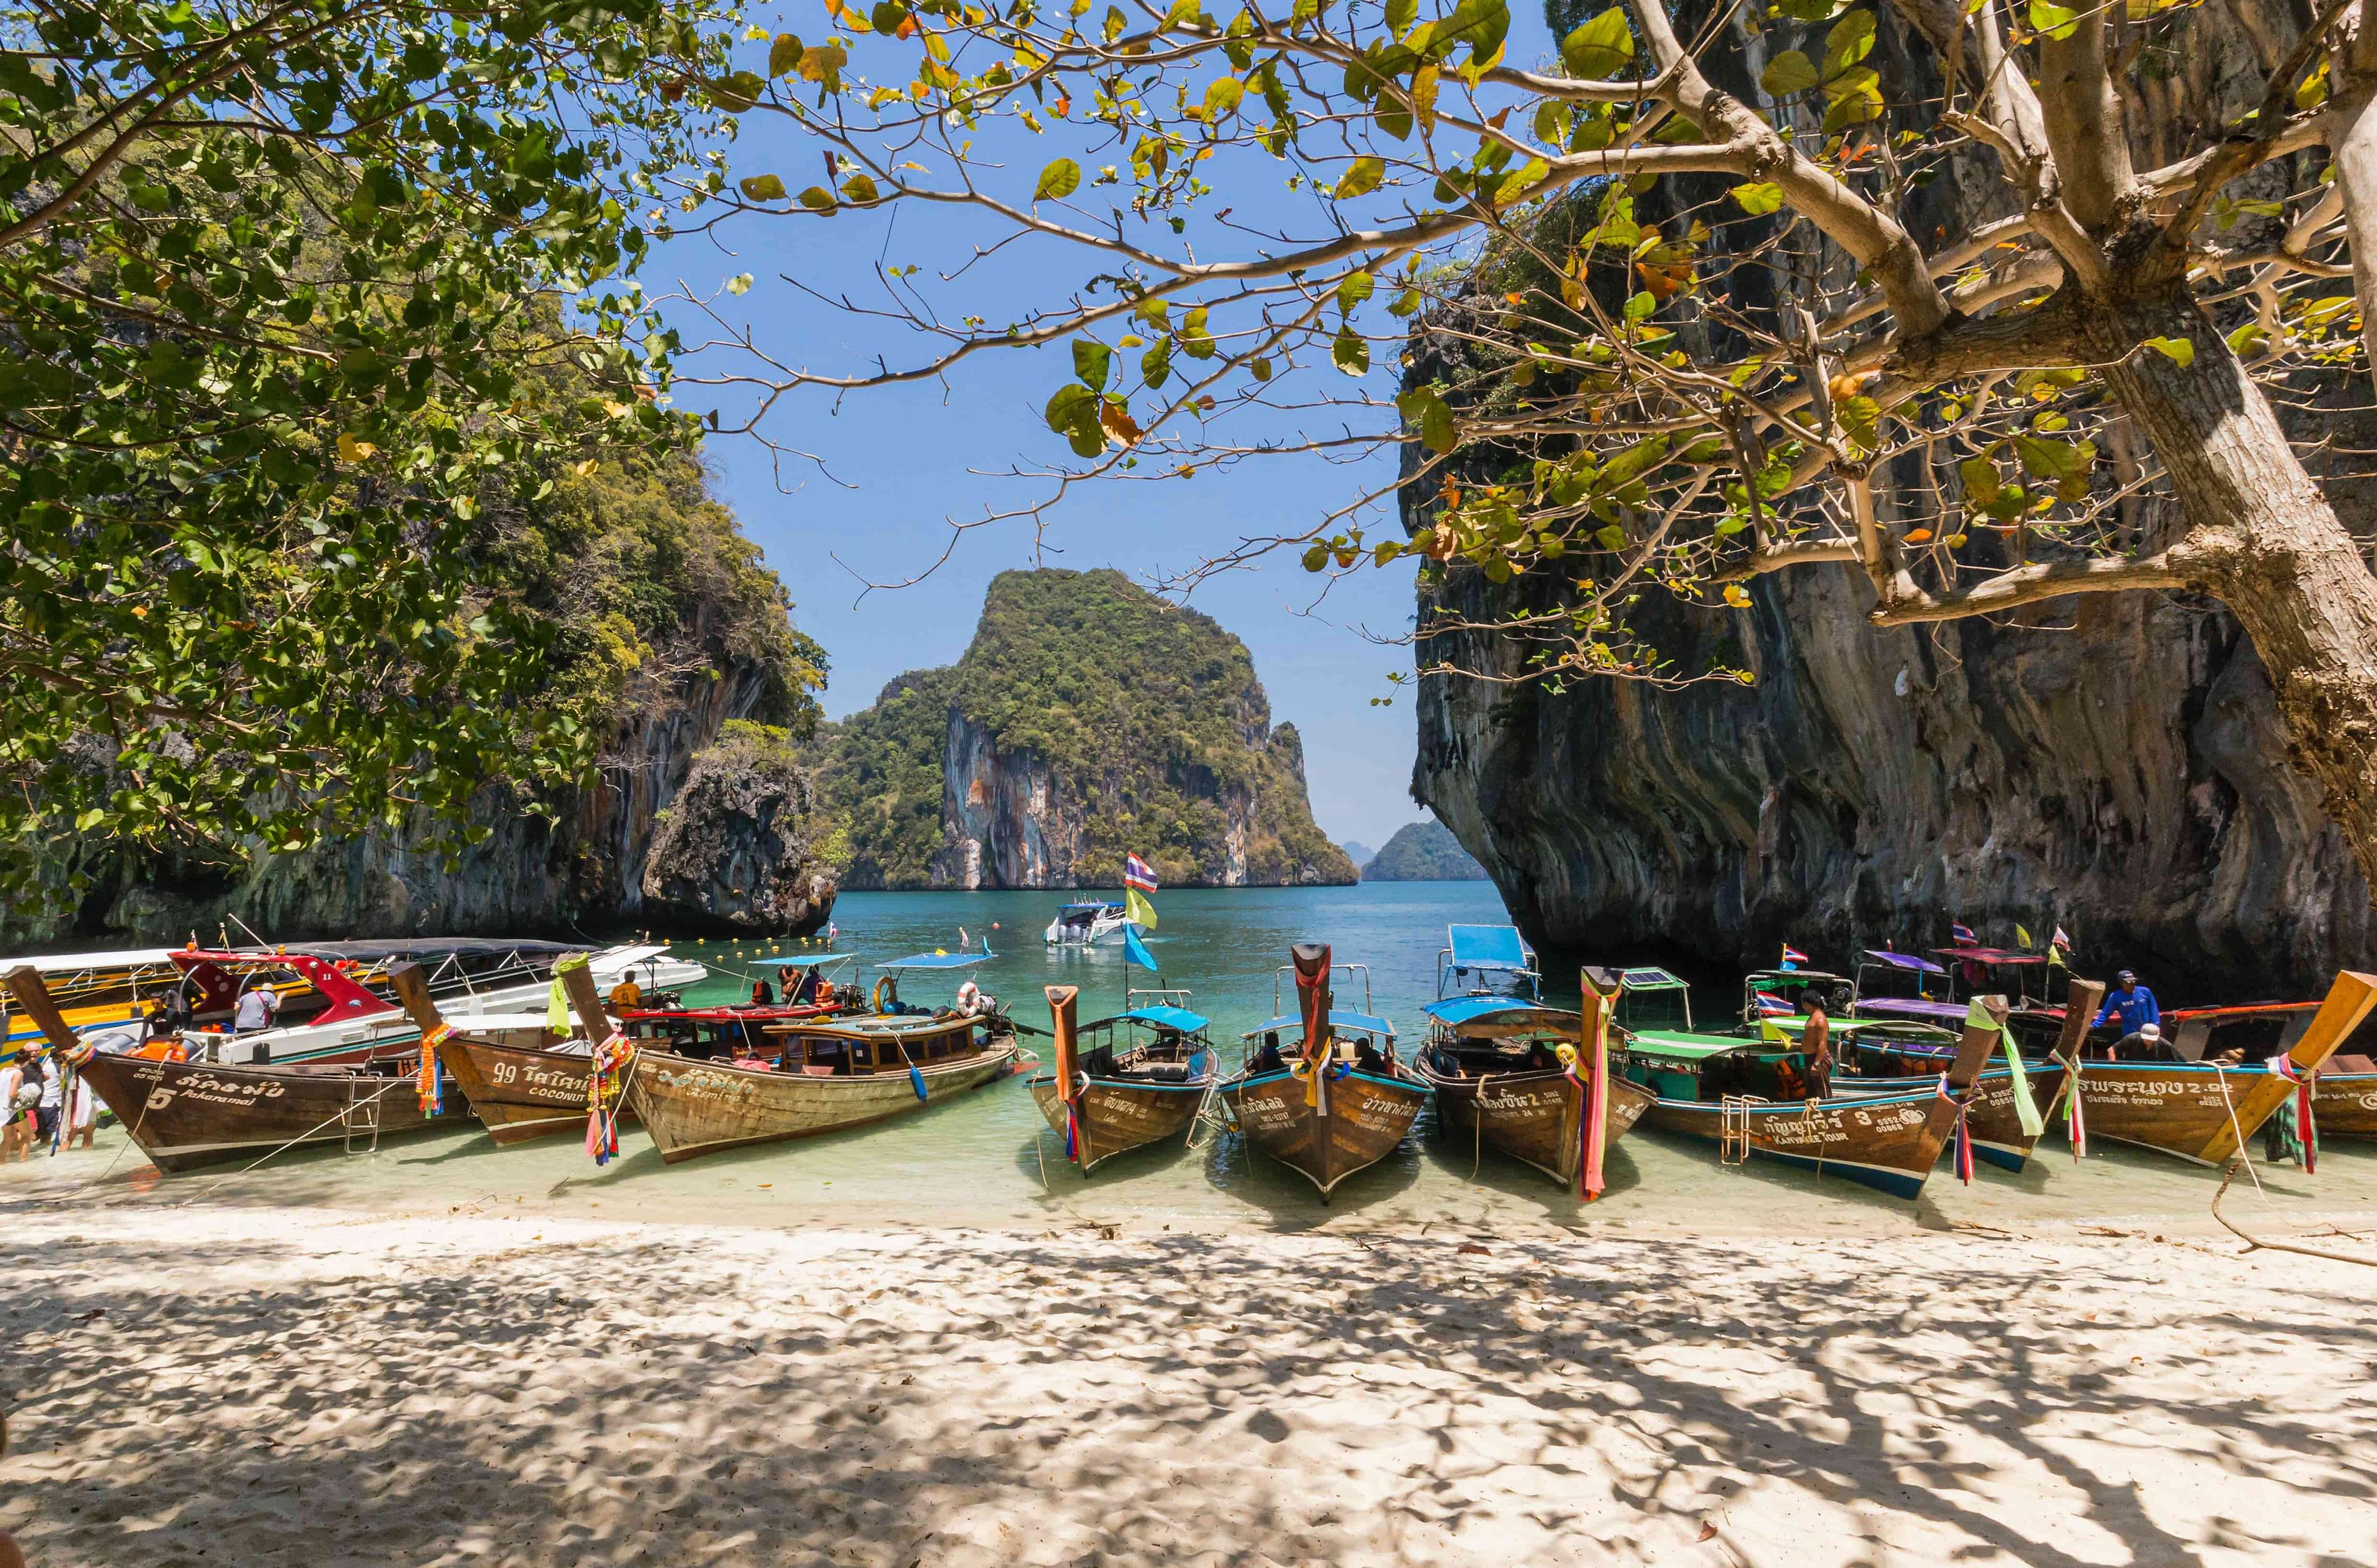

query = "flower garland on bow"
[
  {"left": 2269, "top": 1052, "right": 2318, "bottom": 1173},
  {"left": 417, "top": 1022, "right": 451, "bottom": 1115},
  {"left": 585, "top": 1033, "right": 634, "bottom": 1164}
]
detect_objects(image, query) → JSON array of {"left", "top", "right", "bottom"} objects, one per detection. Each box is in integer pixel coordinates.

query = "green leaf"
[
  {"left": 2026, "top": 0, "right": 2079, "bottom": 39},
  {"left": 2014, "top": 435, "right": 2090, "bottom": 482},
  {"left": 1334, "top": 155, "right": 1384, "bottom": 200},
  {"left": 1073, "top": 338, "right": 1114, "bottom": 388},
  {"left": 1336, "top": 270, "right": 1375, "bottom": 313},
  {"left": 1331, "top": 326, "right": 1371, "bottom": 375},
  {"left": 1595, "top": 524, "right": 1627, "bottom": 551},
  {"left": 738, "top": 173, "right": 787, "bottom": 202},
  {"left": 1820, "top": 67, "right": 1883, "bottom": 131},
  {"left": 1559, "top": 9, "right": 1635, "bottom": 80},
  {"left": 1396, "top": 386, "right": 1457, "bottom": 451},
  {"left": 1730, "top": 182, "right": 1785, "bottom": 215},
  {"left": 1388, "top": 286, "right": 1424, "bottom": 318},
  {"left": 799, "top": 185, "right": 838, "bottom": 212},
  {"left": 1036, "top": 158, "right": 1083, "bottom": 201},
  {"left": 2228, "top": 321, "right": 2271, "bottom": 357},
  {"left": 1760, "top": 50, "right": 1818, "bottom": 98},
  {"left": 1250, "top": 355, "right": 1273, "bottom": 380},
  {"left": 708, "top": 72, "right": 768, "bottom": 111},
  {"left": 1959, "top": 456, "right": 2001, "bottom": 506},
  {"left": 2143, "top": 336, "right": 2195, "bottom": 368},
  {"left": 1622, "top": 290, "right": 1656, "bottom": 321},
  {"left": 840, "top": 173, "right": 880, "bottom": 206},
  {"left": 1822, "top": 10, "right": 1877, "bottom": 77},
  {"left": 1180, "top": 306, "right": 1217, "bottom": 358},
  {"left": 1387, "top": 0, "right": 1418, "bottom": 32},
  {"left": 1141, "top": 339, "right": 1173, "bottom": 388},
  {"left": 769, "top": 33, "right": 806, "bottom": 77},
  {"left": 1203, "top": 77, "right": 1245, "bottom": 118}
]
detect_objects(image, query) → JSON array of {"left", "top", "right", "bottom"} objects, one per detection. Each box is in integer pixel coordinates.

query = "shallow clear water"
[{"left": 7, "top": 883, "right": 2376, "bottom": 1239}]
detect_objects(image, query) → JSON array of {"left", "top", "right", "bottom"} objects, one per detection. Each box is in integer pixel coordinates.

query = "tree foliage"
[{"left": 0, "top": 0, "right": 741, "bottom": 863}]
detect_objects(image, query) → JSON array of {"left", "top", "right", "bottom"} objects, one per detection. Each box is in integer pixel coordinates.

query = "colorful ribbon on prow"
[
  {"left": 417, "top": 1021, "right": 451, "bottom": 1115},
  {"left": 2271, "top": 1053, "right": 2317, "bottom": 1173},
  {"left": 585, "top": 1033, "right": 632, "bottom": 1164},
  {"left": 1568, "top": 966, "right": 1624, "bottom": 1202},
  {"left": 1046, "top": 985, "right": 1082, "bottom": 1164},
  {"left": 1291, "top": 943, "right": 1332, "bottom": 1118}
]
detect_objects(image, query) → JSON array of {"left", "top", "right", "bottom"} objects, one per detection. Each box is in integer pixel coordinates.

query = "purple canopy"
[
  {"left": 1862, "top": 949, "right": 1947, "bottom": 977},
  {"left": 1855, "top": 996, "right": 1965, "bottom": 1024}
]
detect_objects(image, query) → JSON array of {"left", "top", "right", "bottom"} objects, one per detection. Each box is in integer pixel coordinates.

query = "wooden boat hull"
[
  {"left": 2074, "top": 1060, "right": 2323, "bottom": 1164},
  {"left": 1642, "top": 1086, "right": 1962, "bottom": 1200},
  {"left": 1028, "top": 1072, "right": 1212, "bottom": 1169},
  {"left": 1221, "top": 1067, "right": 1426, "bottom": 1198},
  {"left": 628, "top": 1039, "right": 1019, "bottom": 1164},
  {"left": 1426, "top": 1065, "right": 1655, "bottom": 1188},
  {"left": 74, "top": 1052, "right": 463, "bottom": 1174},
  {"left": 2312, "top": 1071, "right": 2377, "bottom": 1138},
  {"left": 440, "top": 1037, "right": 636, "bottom": 1146},
  {"left": 1842, "top": 1062, "right": 2073, "bottom": 1173}
]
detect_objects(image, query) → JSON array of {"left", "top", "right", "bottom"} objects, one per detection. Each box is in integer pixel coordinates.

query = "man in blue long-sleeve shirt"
[{"left": 2093, "top": 971, "right": 2160, "bottom": 1037}]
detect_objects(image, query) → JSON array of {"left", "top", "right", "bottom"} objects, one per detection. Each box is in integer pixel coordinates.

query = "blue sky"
[{"left": 638, "top": 4, "right": 1566, "bottom": 846}]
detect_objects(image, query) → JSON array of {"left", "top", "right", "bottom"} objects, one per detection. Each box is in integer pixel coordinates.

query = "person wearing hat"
[
  {"left": 2091, "top": 969, "right": 2160, "bottom": 1042},
  {"left": 2113, "top": 1020, "right": 2165, "bottom": 1061}
]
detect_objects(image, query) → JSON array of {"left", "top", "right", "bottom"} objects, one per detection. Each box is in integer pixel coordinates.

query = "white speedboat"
[
  {"left": 172, "top": 940, "right": 704, "bottom": 1067},
  {"left": 1043, "top": 902, "right": 1138, "bottom": 947}
]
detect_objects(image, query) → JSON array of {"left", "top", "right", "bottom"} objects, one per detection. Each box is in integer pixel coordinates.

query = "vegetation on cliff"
[
  {"left": 7, "top": 453, "right": 826, "bottom": 945},
  {"left": 819, "top": 570, "right": 1354, "bottom": 889},
  {"left": 1362, "top": 821, "right": 1487, "bottom": 883},
  {"left": 1, "top": 0, "right": 736, "bottom": 873}
]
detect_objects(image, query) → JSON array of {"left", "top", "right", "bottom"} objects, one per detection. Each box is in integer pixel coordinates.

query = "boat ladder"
[
  {"left": 1718, "top": 1096, "right": 1762, "bottom": 1166},
  {"left": 342, "top": 1080, "right": 383, "bottom": 1154}
]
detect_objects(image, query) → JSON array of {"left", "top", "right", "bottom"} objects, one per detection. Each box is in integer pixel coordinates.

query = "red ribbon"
[{"left": 2272, "top": 1054, "right": 2317, "bottom": 1174}]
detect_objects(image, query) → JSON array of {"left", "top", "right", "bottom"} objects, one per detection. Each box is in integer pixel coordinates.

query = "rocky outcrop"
[
  {"left": 1361, "top": 819, "right": 1487, "bottom": 883},
  {"left": 1405, "top": 1, "right": 2376, "bottom": 1000},
  {"left": 640, "top": 722, "right": 838, "bottom": 935},
  {"left": 825, "top": 568, "right": 1356, "bottom": 889},
  {"left": 8, "top": 456, "right": 836, "bottom": 948}
]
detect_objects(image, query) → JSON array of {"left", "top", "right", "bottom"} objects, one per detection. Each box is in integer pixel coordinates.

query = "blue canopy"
[
  {"left": 1447, "top": 924, "right": 1535, "bottom": 974},
  {"left": 1421, "top": 995, "right": 1564, "bottom": 1025},
  {"left": 748, "top": 953, "right": 857, "bottom": 969},
  {"left": 1864, "top": 949, "right": 1947, "bottom": 976},
  {"left": 1118, "top": 1005, "right": 1210, "bottom": 1034},
  {"left": 1242, "top": 1008, "right": 1395, "bottom": 1038},
  {"left": 879, "top": 952, "right": 994, "bottom": 971}
]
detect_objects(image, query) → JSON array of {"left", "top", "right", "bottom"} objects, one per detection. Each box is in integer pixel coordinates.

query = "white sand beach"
[{"left": 2, "top": 1195, "right": 2373, "bottom": 1567}]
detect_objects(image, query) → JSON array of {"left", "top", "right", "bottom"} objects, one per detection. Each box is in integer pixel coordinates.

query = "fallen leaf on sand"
[
  {"left": 1458, "top": 1244, "right": 1489, "bottom": 1255},
  {"left": 1699, "top": 1522, "right": 1718, "bottom": 1541}
]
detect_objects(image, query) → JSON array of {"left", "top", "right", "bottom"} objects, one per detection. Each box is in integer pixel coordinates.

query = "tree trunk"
[
  {"left": 2329, "top": 77, "right": 2377, "bottom": 393},
  {"left": 2092, "top": 291, "right": 2377, "bottom": 901}
]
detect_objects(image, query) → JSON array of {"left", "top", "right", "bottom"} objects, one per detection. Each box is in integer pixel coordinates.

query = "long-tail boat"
[
  {"left": 391, "top": 958, "right": 625, "bottom": 1146},
  {"left": 2066, "top": 968, "right": 2377, "bottom": 1163},
  {"left": 1029, "top": 984, "right": 1218, "bottom": 1170},
  {"left": 9, "top": 963, "right": 466, "bottom": 1174},
  {"left": 626, "top": 951, "right": 1020, "bottom": 1165},
  {"left": 1413, "top": 928, "right": 1652, "bottom": 1196},
  {"left": 1623, "top": 987, "right": 2011, "bottom": 1201},
  {"left": 1219, "top": 943, "right": 1426, "bottom": 1200}
]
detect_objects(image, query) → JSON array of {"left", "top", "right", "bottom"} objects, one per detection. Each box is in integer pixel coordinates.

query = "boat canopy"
[
  {"left": 1421, "top": 995, "right": 1564, "bottom": 1026},
  {"left": 1930, "top": 946, "right": 2048, "bottom": 966},
  {"left": 1619, "top": 966, "right": 1689, "bottom": 991},
  {"left": 1057, "top": 902, "right": 1124, "bottom": 914},
  {"left": 1242, "top": 1008, "right": 1395, "bottom": 1038},
  {"left": 1747, "top": 968, "right": 1847, "bottom": 987},
  {"left": 1858, "top": 996, "right": 1967, "bottom": 1021},
  {"left": 1863, "top": 949, "right": 1947, "bottom": 975},
  {"left": 878, "top": 952, "right": 994, "bottom": 971},
  {"left": 1760, "top": 1015, "right": 1955, "bottom": 1041},
  {"left": 0, "top": 947, "right": 183, "bottom": 973},
  {"left": 748, "top": 953, "right": 859, "bottom": 969},
  {"left": 1446, "top": 925, "right": 1535, "bottom": 974},
  {"left": 1626, "top": 1029, "right": 1765, "bottom": 1060},
  {"left": 1115, "top": 1004, "right": 1210, "bottom": 1034}
]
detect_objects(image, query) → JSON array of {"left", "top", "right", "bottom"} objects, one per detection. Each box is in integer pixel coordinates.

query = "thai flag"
[
  {"left": 1124, "top": 854, "right": 1158, "bottom": 893},
  {"left": 1752, "top": 990, "right": 1793, "bottom": 1017},
  {"left": 1951, "top": 921, "right": 1978, "bottom": 946},
  {"left": 1780, "top": 943, "right": 1809, "bottom": 967}
]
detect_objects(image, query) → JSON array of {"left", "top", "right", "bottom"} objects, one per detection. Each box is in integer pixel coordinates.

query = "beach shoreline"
[{"left": 1, "top": 1180, "right": 2373, "bottom": 1567}]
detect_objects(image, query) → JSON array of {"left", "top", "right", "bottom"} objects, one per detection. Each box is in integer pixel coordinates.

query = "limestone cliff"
[
  {"left": 821, "top": 569, "right": 1356, "bottom": 889},
  {"left": 11, "top": 455, "right": 838, "bottom": 946},
  {"left": 1405, "top": 1, "right": 2375, "bottom": 999}
]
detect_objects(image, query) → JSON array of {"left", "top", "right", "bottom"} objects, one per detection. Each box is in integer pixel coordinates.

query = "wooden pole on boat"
[
  {"left": 2054, "top": 977, "right": 2107, "bottom": 1066},
  {"left": 1292, "top": 943, "right": 1331, "bottom": 1111},
  {"left": 3, "top": 968, "right": 81, "bottom": 1053},
  {"left": 386, "top": 962, "right": 446, "bottom": 1034},
  {"left": 559, "top": 960, "right": 612, "bottom": 1048},
  {"left": 1047, "top": 984, "right": 1081, "bottom": 1163},
  {"left": 1576, "top": 966, "right": 1624, "bottom": 1202},
  {"left": 2279, "top": 969, "right": 2377, "bottom": 1075}
]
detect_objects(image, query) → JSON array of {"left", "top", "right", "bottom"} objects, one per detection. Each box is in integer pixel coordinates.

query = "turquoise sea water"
[{"left": 6, "top": 883, "right": 2376, "bottom": 1237}]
